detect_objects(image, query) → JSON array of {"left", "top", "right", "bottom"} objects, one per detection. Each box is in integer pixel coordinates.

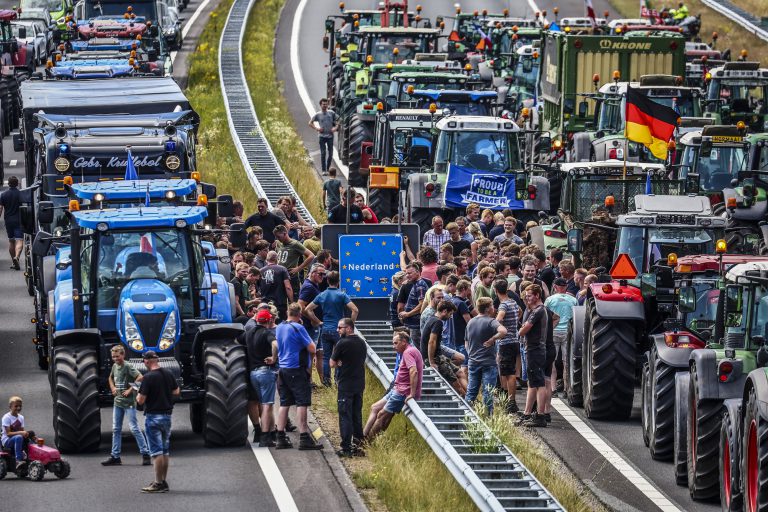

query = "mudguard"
[
  {"left": 52, "top": 328, "right": 102, "bottom": 347},
  {"left": 723, "top": 187, "right": 768, "bottom": 221},
  {"left": 53, "top": 280, "right": 74, "bottom": 332},
  {"left": 43, "top": 254, "right": 57, "bottom": 296},
  {"left": 571, "top": 305, "right": 585, "bottom": 360},
  {"left": 747, "top": 369, "right": 768, "bottom": 419},
  {"left": 55, "top": 247, "right": 72, "bottom": 283},
  {"left": 690, "top": 348, "right": 749, "bottom": 400},
  {"left": 202, "top": 273, "right": 234, "bottom": 323},
  {"left": 592, "top": 297, "right": 645, "bottom": 321},
  {"left": 653, "top": 334, "right": 695, "bottom": 369},
  {"left": 190, "top": 322, "right": 245, "bottom": 371}
]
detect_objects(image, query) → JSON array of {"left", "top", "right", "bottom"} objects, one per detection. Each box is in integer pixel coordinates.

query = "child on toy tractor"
[{"left": 2, "top": 396, "right": 31, "bottom": 471}]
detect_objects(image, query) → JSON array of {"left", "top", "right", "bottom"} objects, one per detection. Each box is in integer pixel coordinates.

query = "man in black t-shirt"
[
  {"left": 244, "top": 310, "right": 279, "bottom": 446},
  {"left": 137, "top": 351, "right": 179, "bottom": 493},
  {"left": 327, "top": 189, "right": 363, "bottom": 224},
  {"left": 259, "top": 251, "right": 293, "bottom": 322},
  {"left": 244, "top": 198, "right": 289, "bottom": 245},
  {"left": 517, "top": 285, "right": 549, "bottom": 428},
  {"left": 330, "top": 318, "right": 367, "bottom": 456},
  {"left": 0, "top": 176, "right": 23, "bottom": 270}
]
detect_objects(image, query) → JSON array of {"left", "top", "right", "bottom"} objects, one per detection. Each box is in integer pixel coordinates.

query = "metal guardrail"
[
  {"left": 699, "top": 0, "right": 768, "bottom": 43},
  {"left": 357, "top": 321, "right": 564, "bottom": 512},
  {"left": 218, "top": 0, "right": 315, "bottom": 223}
]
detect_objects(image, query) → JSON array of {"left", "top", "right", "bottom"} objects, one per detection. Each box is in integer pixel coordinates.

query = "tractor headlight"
[
  {"left": 159, "top": 311, "right": 177, "bottom": 350},
  {"left": 125, "top": 314, "right": 141, "bottom": 342},
  {"left": 131, "top": 340, "right": 144, "bottom": 351}
]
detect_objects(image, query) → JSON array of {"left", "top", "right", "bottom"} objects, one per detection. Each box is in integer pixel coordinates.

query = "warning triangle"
[{"left": 610, "top": 253, "right": 639, "bottom": 280}]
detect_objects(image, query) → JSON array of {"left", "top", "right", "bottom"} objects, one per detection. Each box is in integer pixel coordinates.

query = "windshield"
[
  {"left": 367, "top": 34, "right": 432, "bottom": 64},
  {"left": 597, "top": 99, "right": 622, "bottom": 132},
  {"left": 412, "top": 97, "right": 491, "bottom": 116},
  {"left": 694, "top": 144, "right": 747, "bottom": 191},
  {"left": 87, "top": 0, "right": 157, "bottom": 20},
  {"left": 442, "top": 131, "right": 521, "bottom": 172},
  {"left": 709, "top": 81, "right": 768, "bottom": 114},
  {"left": 751, "top": 284, "right": 768, "bottom": 340},
  {"left": 755, "top": 143, "right": 768, "bottom": 171},
  {"left": 683, "top": 280, "right": 720, "bottom": 336},
  {"left": 614, "top": 226, "right": 721, "bottom": 273},
  {"left": 11, "top": 23, "right": 33, "bottom": 38},
  {"left": 512, "top": 57, "right": 539, "bottom": 90},
  {"left": 394, "top": 80, "right": 466, "bottom": 102},
  {"left": 95, "top": 228, "right": 194, "bottom": 314},
  {"left": 646, "top": 92, "right": 698, "bottom": 117},
  {"left": 390, "top": 128, "right": 434, "bottom": 167}
]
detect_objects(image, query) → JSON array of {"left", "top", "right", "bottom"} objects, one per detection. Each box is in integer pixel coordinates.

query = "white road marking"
[
  {"left": 171, "top": 0, "right": 212, "bottom": 65},
  {"left": 9, "top": 159, "right": 16, "bottom": 167},
  {"left": 552, "top": 398, "right": 682, "bottom": 512},
  {"left": 291, "top": 0, "right": 349, "bottom": 179},
  {"left": 248, "top": 420, "right": 300, "bottom": 512}
]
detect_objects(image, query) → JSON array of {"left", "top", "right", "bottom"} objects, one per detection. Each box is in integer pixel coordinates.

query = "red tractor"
[{"left": 0, "top": 435, "right": 70, "bottom": 481}]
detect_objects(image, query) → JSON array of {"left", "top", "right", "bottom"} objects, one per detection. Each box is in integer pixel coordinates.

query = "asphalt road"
[
  {"left": 277, "top": 1, "right": 720, "bottom": 511},
  {"left": 0, "top": 2, "right": 359, "bottom": 511}
]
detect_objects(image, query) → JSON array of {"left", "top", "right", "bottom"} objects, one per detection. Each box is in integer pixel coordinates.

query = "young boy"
[
  {"left": 102, "top": 345, "right": 152, "bottom": 466},
  {"left": 2, "top": 396, "right": 29, "bottom": 470}
]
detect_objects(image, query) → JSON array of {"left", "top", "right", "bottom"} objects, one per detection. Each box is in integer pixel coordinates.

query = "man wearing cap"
[
  {"left": 137, "top": 351, "right": 180, "bottom": 493},
  {"left": 544, "top": 278, "right": 578, "bottom": 393},
  {"left": 244, "top": 309, "right": 279, "bottom": 446}
]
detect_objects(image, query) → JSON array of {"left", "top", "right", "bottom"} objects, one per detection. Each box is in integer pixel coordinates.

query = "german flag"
[{"left": 625, "top": 87, "right": 680, "bottom": 160}]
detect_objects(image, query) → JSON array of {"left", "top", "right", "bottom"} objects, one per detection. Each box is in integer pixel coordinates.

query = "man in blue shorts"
[
  {"left": 137, "top": 351, "right": 179, "bottom": 493},
  {"left": 0, "top": 176, "right": 23, "bottom": 270}
]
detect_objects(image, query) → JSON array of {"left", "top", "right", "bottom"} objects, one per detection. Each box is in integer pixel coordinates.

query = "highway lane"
[
  {"left": 277, "top": 1, "right": 720, "bottom": 511},
  {"left": 0, "top": 2, "right": 358, "bottom": 510}
]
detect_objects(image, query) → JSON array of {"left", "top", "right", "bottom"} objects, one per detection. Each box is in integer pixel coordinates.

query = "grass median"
[{"left": 608, "top": 0, "right": 767, "bottom": 65}]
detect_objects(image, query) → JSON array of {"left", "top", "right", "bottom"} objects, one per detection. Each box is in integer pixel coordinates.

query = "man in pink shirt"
[{"left": 363, "top": 331, "right": 423, "bottom": 442}]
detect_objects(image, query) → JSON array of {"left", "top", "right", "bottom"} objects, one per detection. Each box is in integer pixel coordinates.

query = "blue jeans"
[
  {"left": 112, "top": 405, "right": 149, "bottom": 458},
  {"left": 321, "top": 330, "right": 340, "bottom": 381},
  {"left": 249, "top": 367, "right": 278, "bottom": 405},
  {"left": 467, "top": 364, "right": 499, "bottom": 414},
  {"left": 3, "top": 435, "right": 24, "bottom": 461},
  {"left": 319, "top": 136, "right": 333, "bottom": 172},
  {"left": 145, "top": 414, "right": 172, "bottom": 457}
]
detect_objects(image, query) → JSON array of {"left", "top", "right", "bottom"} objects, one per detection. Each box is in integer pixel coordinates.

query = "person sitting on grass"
[
  {"left": 363, "top": 331, "right": 423, "bottom": 443},
  {"left": 2, "top": 396, "right": 31, "bottom": 471}
]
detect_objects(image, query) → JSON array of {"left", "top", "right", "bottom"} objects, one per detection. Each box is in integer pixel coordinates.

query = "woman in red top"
[{"left": 354, "top": 193, "right": 378, "bottom": 224}]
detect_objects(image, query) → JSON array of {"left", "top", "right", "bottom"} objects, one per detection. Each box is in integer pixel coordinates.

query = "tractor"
[
  {"left": 563, "top": 194, "right": 728, "bottom": 421},
  {"left": 37, "top": 204, "right": 246, "bottom": 452},
  {"left": 703, "top": 61, "right": 768, "bottom": 133}
]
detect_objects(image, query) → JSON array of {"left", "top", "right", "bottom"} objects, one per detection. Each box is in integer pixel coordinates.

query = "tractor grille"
[
  {"left": 570, "top": 179, "right": 682, "bottom": 220},
  {"left": 135, "top": 313, "right": 167, "bottom": 346}
]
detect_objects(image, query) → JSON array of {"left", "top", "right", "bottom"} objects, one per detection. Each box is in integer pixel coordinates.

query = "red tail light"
[
  {"left": 543, "top": 230, "right": 566, "bottom": 238},
  {"left": 664, "top": 332, "right": 706, "bottom": 349},
  {"left": 608, "top": 148, "right": 617, "bottom": 159},
  {"left": 718, "top": 360, "right": 734, "bottom": 382},
  {"left": 527, "top": 184, "right": 536, "bottom": 200},
  {"left": 425, "top": 183, "right": 436, "bottom": 197}
]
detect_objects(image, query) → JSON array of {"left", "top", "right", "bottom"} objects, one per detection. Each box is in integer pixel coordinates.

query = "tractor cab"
[
  {"left": 442, "top": 9, "right": 511, "bottom": 56},
  {"left": 559, "top": 17, "right": 608, "bottom": 34},
  {"left": 385, "top": 71, "right": 471, "bottom": 110},
  {"left": 409, "top": 89, "right": 496, "bottom": 116},
  {"left": 704, "top": 62, "right": 768, "bottom": 132},
  {"left": 355, "top": 26, "right": 439, "bottom": 65},
  {"left": 678, "top": 125, "right": 748, "bottom": 203},
  {"left": 485, "top": 19, "right": 542, "bottom": 60},
  {"left": 686, "top": 58, "right": 725, "bottom": 89},
  {"left": 497, "top": 44, "right": 539, "bottom": 117}
]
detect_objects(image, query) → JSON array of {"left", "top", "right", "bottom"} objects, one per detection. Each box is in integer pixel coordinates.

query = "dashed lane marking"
[
  {"left": 9, "top": 159, "right": 16, "bottom": 167},
  {"left": 248, "top": 420, "right": 300, "bottom": 512},
  {"left": 171, "top": 0, "right": 212, "bottom": 65}
]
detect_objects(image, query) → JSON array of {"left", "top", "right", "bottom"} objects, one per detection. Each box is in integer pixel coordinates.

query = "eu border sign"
[{"left": 339, "top": 234, "right": 402, "bottom": 298}]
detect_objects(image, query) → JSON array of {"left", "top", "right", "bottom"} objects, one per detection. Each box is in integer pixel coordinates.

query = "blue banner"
[
  {"left": 339, "top": 234, "right": 402, "bottom": 298},
  {"left": 444, "top": 163, "right": 524, "bottom": 209}
]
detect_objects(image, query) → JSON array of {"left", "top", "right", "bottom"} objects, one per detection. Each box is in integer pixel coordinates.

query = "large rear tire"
[
  {"left": 203, "top": 342, "right": 248, "bottom": 447},
  {"left": 368, "top": 188, "right": 396, "bottom": 219},
  {"left": 564, "top": 317, "right": 582, "bottom": 407},
  {"left": 582, "top": 299, "right": 636, "bottom": 420},
  {"left": 743, "top": 386, "right": 768, "bottom": 512},
  {"left": 674, "top": 372, "right": 690, "bottom": 486},
  {"left": 641, "top": 362, "right": 651, "bottom": 447},
  {"left": 648, "top": 345, "right": 676, "bottom": 460},
  {"left": 52, "top": 345, "right": 101, "bottom": 454},
  {"left": 687, "top": 362, "right": 722, "bottom": 500},
  {"left": 720, "top": 401, "right": 743, "bottom": 512},
  {"left": 346, "top": 114, "right": 373, "bottom": 187}
]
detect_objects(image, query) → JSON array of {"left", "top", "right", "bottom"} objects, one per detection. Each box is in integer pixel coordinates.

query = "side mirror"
[
  {"left": 18, "top": 26, "right": 27, "bottom": 39},
  {"left": 149, "top": 25, "right": 159, "bottom": 37},
  {"left": 686, "top": 173, "right": 700, "bottom": 193},
  {"left": 725, "top": 285, "right": 742, "bottom": 313},
  {"left": 578, "top": 100, "right": 588, "bottom": 118},
  {"left": 12, "top": 133, "right": 23, "bottom": 152},
  {"left": 641, "top": 273, "right": 657, "bottom": 297},
  {"left": 217, "top": 194, "right": 234, "bottom": 218},
  {"left": 31, "top": 230, "right": 53, "bottom": 257},
  {"left": 567, "top": 228, "right": 582, "bottom": 253},
  {"left": 537, "top": 136, "right": 551, "bottom": 153},
  {"left": 322, "top": 34, "right": 329, "bottom": 50},
  {"left": 56, "top": 258, "right": 72, "bottom": 271},
  {"left": 678, "top": 286, "right": 697, "bottom": 313},
  {"left": 37, "top": 200, "right": 54, "bottom": 225},
  {"left": 228, "top": 222, "right": 246, "bottom": 248},
  {"left": 20, "top": 205, "right": 35, "bottom": 235},
  {"left": 325, "top": 18, "right": 335, "bottom": 32},
  {"left": 700, "top": 139, "right": 712, "bottom": 158},
  {"left": 348, "top": 50, "right": 358, "bottom": 61},
  {"left": 201, "top": 182, "right": 217, "bottom": 199},
  {"left": 386, "top": 94, "right": 397, "bottom": 110}
]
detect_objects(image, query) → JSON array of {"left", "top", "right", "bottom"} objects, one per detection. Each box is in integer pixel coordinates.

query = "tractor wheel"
[
  {"left": 368, "top": 188, "right": 396, "bottom": 219},
  {"left": 346, "top": 114, "right": 373, "bottom": 187},
  {"left": 582, "top": 299, "right": 636, "bottom": 420},
  {"left": 0, "top": 458, "right": 6, "bottom": 479},
  {"left": 687, "top": 362, "right": 723, "bottom": 500},
  {"left": 743, "top": 386, "right": 768, "bottom": 512},
  {"left": 564, "top": 318, "right": 582, "bottom": 407},
  {"left": 641, "top": 362, "right": 651, "bottom": 447},
  {"left": 720, "top": 403, "right": 743, "bottom": 512},
  {"left": 203, "top": 342, "right": 248, "bottom": 447},
  {"left": 189, "top": 403, "right": 204, "bottom": 434},
  {"left": 52, "top": 345, "right": 101, "bottom": 454},
  {"left": 648, "top": 345, "right": 676, "bottom": 460},
  {"left": 52, "top": 459, "right": 70, "bottom": 479},
  {"left": 674, "top": 372, "right": 690, "bottom": 486},
  {"left": 27, "top": 460, "right": 45, "bottom": 481}
]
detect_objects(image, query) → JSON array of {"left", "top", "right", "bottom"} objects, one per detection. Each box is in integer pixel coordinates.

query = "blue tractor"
[{"left": 35, "top": 205, "right": 245, "bottom": 452}]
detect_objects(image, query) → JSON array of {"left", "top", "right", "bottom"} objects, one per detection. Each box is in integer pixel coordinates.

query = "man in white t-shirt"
[{"left": 2, "top": 396, "right": 30, "bottom": 468}]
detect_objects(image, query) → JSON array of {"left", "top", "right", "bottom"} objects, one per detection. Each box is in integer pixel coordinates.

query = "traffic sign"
[
  {"left": 339, "top": 234, "right": 402, "bottom": 298},
  {"left": 610, "top": 253, "right": 639, "bottom": 280}
]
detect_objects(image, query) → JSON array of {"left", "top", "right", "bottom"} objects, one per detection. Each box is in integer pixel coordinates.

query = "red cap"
[{"left": 256, "top": 310, "right": 272, "bottom": 323}]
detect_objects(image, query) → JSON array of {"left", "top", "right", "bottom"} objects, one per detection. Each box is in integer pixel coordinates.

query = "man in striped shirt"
[{"left": 422, "top": 216, "right": 450, "bottom": 253}]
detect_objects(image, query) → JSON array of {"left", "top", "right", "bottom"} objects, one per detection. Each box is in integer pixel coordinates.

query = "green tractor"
[
  {"left": 439, "top": 7, "right": 510, "bottom": 59},
  {"left": 703, "top": 61, "right": 768, "bottom": 133},
  {"left": 384, "top": 70, "right": 475, "bottom": 110},
  {"left": 496, "top": 44, "right": 539, "bottom": 120}
]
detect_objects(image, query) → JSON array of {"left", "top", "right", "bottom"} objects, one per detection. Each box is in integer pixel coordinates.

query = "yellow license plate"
[{"left": 711, "top": 135, "right": 742, "bottom": 143}]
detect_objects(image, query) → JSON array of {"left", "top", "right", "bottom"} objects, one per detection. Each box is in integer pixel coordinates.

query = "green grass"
[
  {"left": 607, "top": 0, "right": 767, "bottom": 66},
  {"left": 243, "top": 0, "right": 324, "bottom": 221},
  {"left": 313, "top": 370, "right": 479, "bottom": 512}
]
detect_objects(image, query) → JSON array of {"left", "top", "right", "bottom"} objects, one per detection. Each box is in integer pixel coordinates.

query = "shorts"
[
  {"left": 498, "top": 342, "right": 520, "bottom": 376},
  {"left": 145, "top": 413, "right": 172, "bottom": 457},
  {"left": 250, "top": 367, "right": 278, "bottom": 405},
  {"left": 278, "top": 367, "right": 312, "bottom": 407},
  {"left": 553, "top": 331, "right": 567, "bottom": 361},
  {"left": 544, "top": 346, "right": 556, "bottom": 378},
  {"left": 526, "top": 350, "right": 546, "bottom": 389},
  {"left": 435, "top": 354, "right": 460, "bottom": 384},
  {"left": 383, "top": 390, "right": 408, "bottom": 414},
  {"left": 5, "top": 222, "right": 21, "bottom": 240}
]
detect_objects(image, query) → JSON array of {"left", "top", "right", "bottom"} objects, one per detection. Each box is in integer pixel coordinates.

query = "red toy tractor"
[{"left": 0, "top": 435, "right": 70, "bottom": 481}]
